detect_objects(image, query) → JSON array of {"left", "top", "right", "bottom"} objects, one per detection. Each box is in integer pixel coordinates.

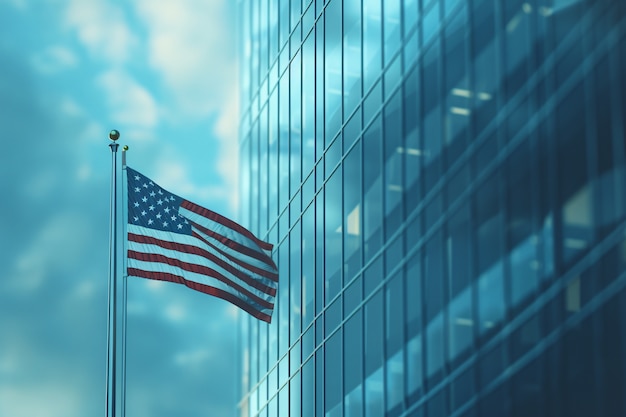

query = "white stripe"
[
  {"left": 127, "top": 257, "right": 274, "bottom": 316},
  {"left": 128, "top": 224, "right": 277, "bottom": 285},
  {"left": 191, "top": 225, "right": 277, "bottom": 275},
  {"left": 181, "top": 207, "right": 275, "bottom": 260},
  {"left": 179, "top": 206, "right": 269, "bottom": 253},
  {"left": 127, "top": 240, "right": 276, "bottom": 302}
]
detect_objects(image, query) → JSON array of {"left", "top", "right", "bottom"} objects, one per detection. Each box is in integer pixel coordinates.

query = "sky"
[{"left": 0, "top": 1, "right": 244, "bottom": 416}]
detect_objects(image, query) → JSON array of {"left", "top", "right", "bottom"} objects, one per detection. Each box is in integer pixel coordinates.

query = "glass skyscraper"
[{"left": 237, "top": 0, "right": 626, "bottom": 416}]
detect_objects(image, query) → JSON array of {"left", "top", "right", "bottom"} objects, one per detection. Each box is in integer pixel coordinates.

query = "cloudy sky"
[{"left": 0, "top": 1, "right": 243, "bottom": 416}]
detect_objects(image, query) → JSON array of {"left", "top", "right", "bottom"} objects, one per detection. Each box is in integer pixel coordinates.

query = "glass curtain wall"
[{"left": 239, "top": 0, "right": 626, "bottom": 416}]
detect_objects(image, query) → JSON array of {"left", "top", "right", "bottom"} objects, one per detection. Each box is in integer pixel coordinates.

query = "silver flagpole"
[
  {"left": 106, "top": 129, "right": 120, "bottom": 417},
  {"left": 120, "top": 145, "right": 128, "bottom": 417}
]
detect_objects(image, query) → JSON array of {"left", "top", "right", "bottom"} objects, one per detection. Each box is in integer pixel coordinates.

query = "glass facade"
[{"left": 238, "top": 0, "right": 626, "bottom": 416}]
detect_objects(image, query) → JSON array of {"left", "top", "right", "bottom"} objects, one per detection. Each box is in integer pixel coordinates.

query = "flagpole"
[
  {"left": 106, "top": 129, "right": 120, "bottom": 417},
  {"left": 120, "top": 145, "right": 128, "bottom": 417}
]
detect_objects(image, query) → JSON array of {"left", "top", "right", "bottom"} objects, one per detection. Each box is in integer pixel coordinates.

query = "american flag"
[{"left": 126, "top": 167, "right": 278, "bottom": 323}]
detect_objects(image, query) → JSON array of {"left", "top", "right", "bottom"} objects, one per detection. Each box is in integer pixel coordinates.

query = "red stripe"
[
  {"left": 128, "top": 232, "right": 277, "bottom": 293},
  {"left": 190, "top": 220, "right": 278, "bottom": 271},
  {"left": 128, "top": 268, "right": 273, "bottom": 323},
  {"left": 128, "top": 250, "right": 274, "bottom": 309},
  {"left": 181, "top": 200, "right": 274, "bottom": 251},
  {"left": 192, "top": 231, "right": 279, "bottom": 283}
]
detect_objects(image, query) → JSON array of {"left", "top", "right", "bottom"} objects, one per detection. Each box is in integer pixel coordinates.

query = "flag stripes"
[
  {"left": 179, "top": 205, "right": 277, "bottom": 270},
  {"left": 128, "top": 232, "right": 276, "bottom": 296},
  {"left": 126, "top": 268, "right": 273, "bottom": 323},
  {"left": 180, "top": 200, "right": 274, "bottom": 252}
]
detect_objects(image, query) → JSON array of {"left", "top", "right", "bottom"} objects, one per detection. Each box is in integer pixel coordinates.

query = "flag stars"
[
  {"left": 171, "top": 215, "right": 177, "bottom": 221},
  {"left": 134, "top": 175, "right": 140, "bottom": 180},
  {"left": 149, "top": 205, "right": 155, "bottom": 211},
  {"left": 133, "top": 216, "right": 139, "bottom": 222},
  {"left": 134, "top": 202, "right": 140, "bottom": 207},
  {"left": 134, "top": 187, "right": 140, "bottom": 192},
  {"left": 142, "top": 196, "right": 148, "bottom": 203},
  {"left": 177, "top": 224, "right": 183, "bottom": 229},
  {"left": 148, "top": 219, "right": 153, "bottom": 225},
  {"left": 164, "top": 207, "right": 170, "bottom": 214},
  {"left": 163, "top": 221, "right": 168, "bottom": 227},
  {"left": 156, "top": 213, "right": 162, "bottom": 219},
  {"left": 143, "top": 183, "right": 149, "bottom": 188},
  {"left": 150, "top": 191, "right": 156, "bottom": 197},
  {"left": 158, "top": 190, "right": 163, "bottom": 195},
  {"left": 157, "top": 199, "right": 163, "bottom": 205},
  {"left": 141, "top": 210, "right": 147, "bottom": 216}
]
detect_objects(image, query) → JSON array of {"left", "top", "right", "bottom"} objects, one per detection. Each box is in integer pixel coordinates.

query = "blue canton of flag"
[{"left": 126, "top": 167, "right": 278, "bottom": 323}]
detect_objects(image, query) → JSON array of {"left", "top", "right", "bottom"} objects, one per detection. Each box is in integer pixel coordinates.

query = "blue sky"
[{"left": 0, "top": 1, "right": 243, "bottom": 416}]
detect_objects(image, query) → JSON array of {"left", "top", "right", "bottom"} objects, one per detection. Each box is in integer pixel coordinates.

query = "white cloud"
[
  {"left": 174, "top": 348, "right": 212, "bottom": 368},
  {"left": 152, "top": 158, "right": 230, "bottom": 205},
  {"left": 97, "top": 68, "right": 158, "bottom": 131},
  {"left": 64, "top": 0, "right": 137, "bottom": 63},
  {"left": 31, "top": 45, "right": 78, "bottom": 74},
  {"left": 213, "top": 91, "right": 240, "bottom": 212},
  {"left": 134, "top": 0, "right": 237, "bottom": 117},
  {"left": 0, "top": 384, "right": 81, "bottom": 417},
  {"left": 164, "top": 303, "right": 187, "bottom": 322},
  {"left": 11, "top": 212, "right": 91, "bottom": 292},
  {"left": 1, "top": 0, "right": 27, "bottom": 10}
]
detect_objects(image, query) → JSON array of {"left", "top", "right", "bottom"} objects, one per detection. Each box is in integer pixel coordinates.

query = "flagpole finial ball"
[
  {"left": 123, "top": 145, "right": 129, "bottom": 151},
  {"left": 109, "top": 130, "right": 120, "bottom": 141}
]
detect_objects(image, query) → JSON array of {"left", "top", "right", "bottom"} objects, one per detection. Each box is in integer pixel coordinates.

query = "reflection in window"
[
  {"left": 325, "top": 0, "right": 343, "bottom": 140},
  {"left": 344, "top": 0, "right": 362, "bottom": 115},
  {"left": 404, "top": 0, "right": 418, "bottom": 36},
  {"left": 406, "top": 255, "right": 422, "bottom": 336},
  {"left": 448, "top": 287, "right": 473, "bottom": 362},
  {"left": 260, "top": 106, "right": 269, "bottom": 233},
  {"left": 290, "top": 222, "right": 302, "bottom": 342},
  {"left": 325, "top": 330, "right": 343, "bottom": 417},
  {"left": 444, "top": 8, "right": 469, "bottom": 165},
  {"left": 302, "top": 34, "right": 315, "bottom": 175},
  {"left": 278, "top": 241, "right": 290, "bottom": 355},
  {"left": 365, "top": 368, "right": 384, "bottom": 417},
  {"left": 406, "top": 334, "right": 423, "bottom": 400},
  {"left": 302, "top": 205, "right": 315, "bottom": 326},
  {"left": 425, "top": 232, "right": 444, "bottom": 321},
  {"left": 302, "top": 359, "right": 314, "bottom": 417},
  {"left": 365, "top": 292, "right": 384, "bottom": 376},
  {"left": 510, "top": 235, "right": 539, "bottom": 308},
  {"left": 279, "top": 76, "right": 290, "bottom": 210},
  {"left": 291, "top": 51, "right": 302, "bottom": 195},
  {"left": 384, "top": 91, "right": 404, "bottom": 237},
  {"left": 363, "top": 0, "right": 382, "bottom": 91},
  {"left": 426, "top": 313, "right": 445, "bottom": 380},
  {"left": 325, "top": 170, "right": 343, "bottom": 302},
  {"left": 478, "top": 261, "right": 505, "bottom": 334},
  {"left": 383, "top": 0, "right": 401, "bottom": 65},
  {"left": 562, "top": 185, "right": 593, "bottom": 262},
  {"left": 386, "top": 350, "right": 404, "bottom": 413},
  {"left": 447, "top": 205, "right": 471, "bottom": 298},
  {"left": 344, "top": 143, "right": 362, "bottom": 279},
  {"left": 386, "top": 272, "right": 404, "bottom": 355},
  {"left": 422, "top": 44, "right": 442, "bottom": 190},
  {"left": 269, "top": 90, "right": 279, "bottom": 222},
  {"left": 423, "top": 1, "right": 440, "bottom": 46},
  {"left": 471, "top": 0, "right": 498, "bottom": 135},
  {"left": 346, "top": 384, "right": 363, "bottom": 417},
  {"left": 291, "top": 372, "right": 302, "bottom": 416},
  {"left": 403, "top": 66, "right": 422, "bottom": 212},
  {"left": 364, "top": 117, "right": 383, "bottom": 259}
]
